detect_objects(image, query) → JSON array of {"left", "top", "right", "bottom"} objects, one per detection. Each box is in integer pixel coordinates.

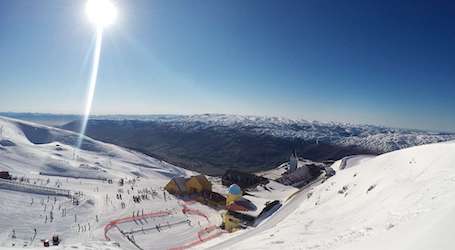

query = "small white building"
[{"left": 288, "top": 150, "right": 298, "bottom": 172}]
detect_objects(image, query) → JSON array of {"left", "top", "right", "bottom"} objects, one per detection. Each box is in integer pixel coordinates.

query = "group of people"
[{"left": 77, "top": 223, "right": 91, "bottom": 233}]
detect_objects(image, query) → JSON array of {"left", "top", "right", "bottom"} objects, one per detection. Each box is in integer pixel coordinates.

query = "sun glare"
[
  {"left": 78, "top": 0, "right": 117, "bottom": 149},
  {"left": 86, "top": 0, "right": 117, "bottom": 28}
]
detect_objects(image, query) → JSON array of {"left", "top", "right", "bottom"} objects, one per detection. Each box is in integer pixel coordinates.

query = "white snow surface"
[
  {"left": 208, "top": 140, "right": 455, "bottom": 250},
  {"left": 0, "top": 116, "right": 227, "bottom": 250},
  {"left": 93, "top": 114, "right": 455, "bottom": 153},
  {"left": 331, "top": 155, "right": 376, "bottom": 171}
]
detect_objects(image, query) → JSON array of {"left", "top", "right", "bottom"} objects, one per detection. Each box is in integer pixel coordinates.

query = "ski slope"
[
  {"left": 209, "top": 140, "right": 455, "bottom": 250},
  {"left": 0, "top": 116, "right": 223, "bottom": 249},
  {"left": 331, "top": 154, "right": 376, "bottom": 171}
]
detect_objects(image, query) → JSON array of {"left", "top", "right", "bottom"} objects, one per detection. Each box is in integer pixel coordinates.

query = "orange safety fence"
[
  {"left": 181, "top": 204, "right": 209, "bottom": 223},
  {"left": 171, "top": 204, "right": 226, "bottom": 249},
  {"left": 104, "top": 210, "right": 172, "bottom": 240},
  {"left": 104, "top": 204, "right": 225, "bottom": 249}
]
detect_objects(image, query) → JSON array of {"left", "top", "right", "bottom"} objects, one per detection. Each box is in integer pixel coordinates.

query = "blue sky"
[{"left": 0, "top": 0, "right": 454, "bottom": 131}]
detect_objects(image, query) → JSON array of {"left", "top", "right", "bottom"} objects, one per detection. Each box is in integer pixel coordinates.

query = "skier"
[{"left": 32, "top": 228, "right": 37, "bottom": 241}]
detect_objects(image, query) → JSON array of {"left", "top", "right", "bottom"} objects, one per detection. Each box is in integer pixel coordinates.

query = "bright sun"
[{"left": 86, "top": 0, "right": 117, "bottom": 28}]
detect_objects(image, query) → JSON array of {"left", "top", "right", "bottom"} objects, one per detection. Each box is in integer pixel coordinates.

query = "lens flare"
[
  {"left": 78, "top": 0, "right": 117, "bottom": 149},
  {"left": 77, "top": 27, "right": 103, "bottom": 149}
]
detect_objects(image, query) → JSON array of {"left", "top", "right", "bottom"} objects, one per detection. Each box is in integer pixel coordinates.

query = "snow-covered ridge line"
[{"left": 90, "top": 114, "right": 455, "bottom": 153}]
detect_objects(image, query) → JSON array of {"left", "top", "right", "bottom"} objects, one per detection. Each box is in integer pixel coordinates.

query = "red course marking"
[
  {"left": 104, "top": 205, "right": 225, "bottom": 249},
  {"left": 170, "top": 205, "right": 225, "bottom": 250},
  {"left": 181, "top": 204, "right": 209, "bottom": 223},
  {"left": 104, "top": 211, "right": 172, "bottom": 240}
]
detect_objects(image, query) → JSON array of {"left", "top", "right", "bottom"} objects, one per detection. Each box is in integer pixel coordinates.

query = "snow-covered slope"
[
  {"left": 0, "top": 116, "right": 226, "bottom": 249},
  {"left": 214, "top": 140, "right": 455, "bottom": 250},
  {"left": 92, "top": 114, "right": 455, "bottom": 153},
  {"left": 331, "top": 155, "right": 376, "bottom": 171},
  {"left": 0, "top": 116, "right": 190, "bottom": 179}
]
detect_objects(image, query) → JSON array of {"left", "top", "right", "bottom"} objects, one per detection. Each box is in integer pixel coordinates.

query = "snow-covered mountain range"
[
  {"left": 4, "top": 112, "right": 454, "bottom": 155},
  {"left": 4, "top": 113, "right": 454, "bottom": 175},
  {"left": 91, "top": 114, "right": 455, "bottom": 153}
]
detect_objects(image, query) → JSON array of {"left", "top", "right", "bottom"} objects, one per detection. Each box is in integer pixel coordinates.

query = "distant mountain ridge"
[
  {"left": 2, "top": 113, "right": 454, "bottom": 175},
  {"left": 91, "top": 114, "right": 455, "bottom": 153},
  {"left": 0, "top": 112, "right": 80, "bottom": 126},
  {"left": 57, "top": 114, "right": 455, "bottom": 175}
]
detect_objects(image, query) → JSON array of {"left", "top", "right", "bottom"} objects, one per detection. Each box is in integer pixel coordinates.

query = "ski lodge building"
[
  {"left": 164, "top": 175, "right": 212, "bottom": 195},
  {"left": 165, "top": 174, "right": 226, "bottom": 208},
  {"left": 164, "top": 176, "right": 188, "bottom": 195},
  {"left": 186, "top": 175, "right": 212, "bottom": 193}
]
